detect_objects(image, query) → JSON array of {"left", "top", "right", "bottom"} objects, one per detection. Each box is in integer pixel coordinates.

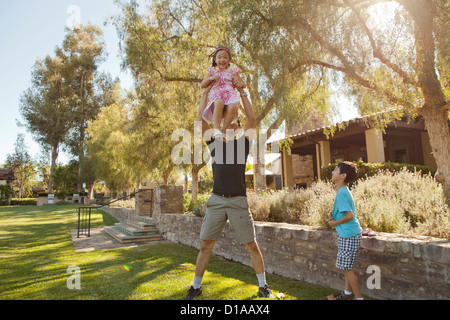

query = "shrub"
[
  {"left": 352, "top": 169, "right": 450, "bottom": 238},
  {"left": 249, "top": 189, "right": 309, "bottom": 223},
  {"left": 321, "top": 161, "right": 436, "bottom": 186},
  {"left": 10, "top": 199, "right": 37, "bottom": 206},
  {"left": 183, "top": 193, "right": 209, "bottom": 217},
  {"left": 185, "top": 170, "right": 450, "bottom": 239}
]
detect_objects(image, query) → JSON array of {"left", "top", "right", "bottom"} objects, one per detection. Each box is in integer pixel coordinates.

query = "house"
[
  {"left": 272, "top": 114, "right": 437, "bottom": 189},
  {"left": 0, "top": 169, "right": 15, "bottom": 185}
]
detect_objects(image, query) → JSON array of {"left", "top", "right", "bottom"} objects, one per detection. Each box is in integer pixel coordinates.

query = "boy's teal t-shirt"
[{"left": 332, "top": 186, "right": 362, "bottom": 238}]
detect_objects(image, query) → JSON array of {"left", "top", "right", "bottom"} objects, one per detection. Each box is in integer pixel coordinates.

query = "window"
[{"left": 390, "top": 145, "right": 409, "bottom": 163}]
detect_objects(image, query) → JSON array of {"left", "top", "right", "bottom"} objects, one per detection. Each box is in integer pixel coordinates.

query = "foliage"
[
  {"left": 320, "top": 161, "right": 436, "bottom": 186},
  {"left": 189, "top": 170, "right": 449, "bottom": 239},
  {"left": 52, "top": 161, "right": 79, "bottom": 196},
  {"left": 352, "top": 169, "right": 450, "bottom": 238},
  {"left": 20, "top": 24, "right": 119, "bottom": 192},
  {"left": 0, "top": 185, "right": 13, "bottom": 203},
  {"left": 86, "top": 101, "right": 142, "bottom": 193},
  {"left": 4, "top": 134, "right": 37, "bottom": 199},
  {"left": 183, "top": 193, "right": 210, "bottom": 217},
  {"left": 19, "top": 52, "right": 72, "bottom": 192},
  {"left": 10, "top": 199, "right": 37, "bottom": 206},
  {"left": 112, "top": 0, "right": 335, "bottom": 191}
]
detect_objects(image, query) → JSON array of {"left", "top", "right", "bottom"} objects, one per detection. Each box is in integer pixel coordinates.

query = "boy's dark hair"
[
  {"left": 337, "top": 161, "right": 358, "bottom": 184},
  {"left": 210, "top": 47, "right": 232, "bottom": 67}
]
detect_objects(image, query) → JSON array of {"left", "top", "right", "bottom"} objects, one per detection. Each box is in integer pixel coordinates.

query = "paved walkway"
[{"left": 70, "top": 227, "right": 169, "bottom": 252}]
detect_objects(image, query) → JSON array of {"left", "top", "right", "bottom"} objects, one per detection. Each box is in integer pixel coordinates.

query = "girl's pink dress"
[{"left": 202, "top": 67, "right": 241, "bottom": 124}]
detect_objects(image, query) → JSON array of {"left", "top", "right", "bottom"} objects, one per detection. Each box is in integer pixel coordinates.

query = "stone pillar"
[
  {"left": 282, "top": 149, "right": 294, "bottom": 189},
  {"left": 365, "top": 128, "right": 385, "bottom": 163},
  {"left": 315, "top": 141, "right": 331, "bottom": 179},
  {"left": 135, "top": 189, "right": 154, "bottom": 217},
  {"left": 152, "top": 185, "right": 183, "bottom": 224}
]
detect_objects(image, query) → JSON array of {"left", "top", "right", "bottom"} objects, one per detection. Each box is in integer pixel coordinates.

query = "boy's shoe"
[
  {"left": 185, "top": 286, "right": 202, "bottom": 300},
  {"left": 327, "top": 291, "right": 354, "bottom": 300},
  {"left": 258, "top": 285, "right": 275, "bottom": 298}
]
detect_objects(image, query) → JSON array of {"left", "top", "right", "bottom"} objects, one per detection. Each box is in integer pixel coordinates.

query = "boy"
[{"left": 327, "top": 161, "right": 363, "bottom": 300}]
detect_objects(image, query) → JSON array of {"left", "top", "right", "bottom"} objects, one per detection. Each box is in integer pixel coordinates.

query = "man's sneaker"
[
  {"left": 185, "top": 286, "right": 202, "bottom": 300},
  {"left": 258, "top": 284, "right": 275, "bottom": 298},
  {"left": 327, "top": 291, "right": 354, "bottom": 300}
]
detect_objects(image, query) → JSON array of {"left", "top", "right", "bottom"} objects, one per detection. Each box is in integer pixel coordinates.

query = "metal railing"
[
  {"left": 76, "top": 189, "right": 152, "bottom": 237},
  {"left": 77, "top": 207, "right": 92, "bottom": 238}
]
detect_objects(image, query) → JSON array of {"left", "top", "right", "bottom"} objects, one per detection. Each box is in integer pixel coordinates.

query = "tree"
[
  {"left": 56, "top": 24, "right": 110, "bottom": 191},
  {"left": 52, "top": 161, "right": 78, "bottom": 196},
  {"left": 86, "top": 100, "right": 143, "bottom": 196},
  {"left": 19, "top": 54, "right": 71, "bottom": 192},
  {"left": 5, "top": 134, "right": 36, "bottom": 199},
  {"left": 113, "top": 0, "right": 334, "bottom": 191},
  {"left": 262, "top": 0, "right": 450, "bottom": 195}
]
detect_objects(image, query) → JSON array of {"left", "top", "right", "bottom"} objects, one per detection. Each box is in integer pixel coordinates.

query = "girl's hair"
[
  {"left": 210, "top": 47, "right": 232, "bottom": 67},
  {"left": 336, "top": 161, "right": 358, "bottom": 184}
]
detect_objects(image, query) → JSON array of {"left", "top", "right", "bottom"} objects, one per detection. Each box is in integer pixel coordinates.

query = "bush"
[
  {"left": 183, "top": 193, "right": 210, "bottom": 217},
  {"left": 352, "top": 169, "right": 450, "bottom": 238},
  {"left": 185, "top": 170, "right": 450, "bottom": 239},
  {"left": 10, "top": 199, "right": 37, "bottom": 206},
  {"left": 321, "top": 161, "right": 436, "bottom": 186}
]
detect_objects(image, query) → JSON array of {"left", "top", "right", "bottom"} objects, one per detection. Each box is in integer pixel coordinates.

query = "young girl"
[{"left": 201, "top": 47, "right": 246, "bottom": 139}]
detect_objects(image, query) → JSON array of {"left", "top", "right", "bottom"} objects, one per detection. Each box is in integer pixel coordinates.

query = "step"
[
  {"left": 114, "top": 222, "right": 159, "bottom": 237},
  {"left": 126, "top": 219, "right": 157, "bottom": 230},
  {"left": 138, "top": 216, "right": 153, "bottom": 224},
  {"left": 104, "top": 226, "right": 164, "bottom": 244}
]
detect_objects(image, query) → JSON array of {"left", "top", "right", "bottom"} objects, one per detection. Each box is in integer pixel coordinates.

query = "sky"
[
  {"left": 0, "top": 0, "right": 134, "bottom": 165},
  {"left": 0, "top": 0, "right": 360, "bottom": 167}
]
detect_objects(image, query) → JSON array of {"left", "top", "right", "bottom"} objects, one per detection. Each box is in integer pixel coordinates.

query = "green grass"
[{"left": 0, "top": 205, "right": 337, "bottom": 300}]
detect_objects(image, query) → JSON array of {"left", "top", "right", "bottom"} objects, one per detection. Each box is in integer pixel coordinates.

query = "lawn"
[{"left": 0, "top": 205, "right": 338, "bottom": 300}]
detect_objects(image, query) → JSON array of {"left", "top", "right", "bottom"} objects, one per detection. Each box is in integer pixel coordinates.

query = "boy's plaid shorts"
[{"left": 336, "top": 233, "right": 362, "bottom": 271}]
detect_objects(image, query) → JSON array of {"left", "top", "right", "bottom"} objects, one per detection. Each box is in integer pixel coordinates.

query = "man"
[{"left": 185, "top": 83, "right": 275, "bottom": 300}]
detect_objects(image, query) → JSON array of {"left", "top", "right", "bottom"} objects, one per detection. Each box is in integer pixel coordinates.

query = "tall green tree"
[
  {"left": 19, "top": 55, "right": 71, "bottom": 192},
  {"left": 56, "top": 24, "right": 110, "bottom": 191},
  {"left": 5, "top": 134, "right": 37, "bottom": 199},
  {"left": 261, "top": 0, "right": 450, "bottom": 194},
  {"left": 113, "top": 0, "right": 334, "bottom": 191},
  {"left": 86, "top": 100, "right": 142, "bottom": 196}
]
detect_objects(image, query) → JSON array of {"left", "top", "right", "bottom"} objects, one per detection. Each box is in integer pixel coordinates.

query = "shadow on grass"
[{"left": 0, "top": 205, "right": 336, "bottom": 300}]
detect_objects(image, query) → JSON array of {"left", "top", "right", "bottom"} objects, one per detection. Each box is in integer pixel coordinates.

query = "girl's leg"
[
  {"left": 213, "top": 99, "right": 225, "bottom": 132},
  {"left": 221, "top": 102, "right": 238, "bottom": 134}
]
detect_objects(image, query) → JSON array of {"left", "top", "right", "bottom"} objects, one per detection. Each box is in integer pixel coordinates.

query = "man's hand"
[{"left": 233, "top": 75, "right": 246, "bottom": 88}]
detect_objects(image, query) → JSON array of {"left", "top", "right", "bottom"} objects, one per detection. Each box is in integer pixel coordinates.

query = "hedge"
[{"left": 320, "top": 161, "right": 436, "bottom": 185}]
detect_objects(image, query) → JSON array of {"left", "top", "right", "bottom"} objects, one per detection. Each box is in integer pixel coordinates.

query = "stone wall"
[
  {"left": 156, "top": 213, "right": 449, "bottom": 300},
  {"left": 97, "top": 206, "right": 136, "bottom": 222},
  {"left": 292, "top": 154, "right": 314, "bottom": 187}
]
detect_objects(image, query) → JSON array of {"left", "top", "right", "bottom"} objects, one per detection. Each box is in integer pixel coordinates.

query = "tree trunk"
[
  {"left": 192, "top": 167, "right": 199, "bottom": 201},
  {"left": 163, "top": 165, "right": 174, "bottom": 185},
  {"left": 47, "top": 144, "right": 58, "bottom": 193},
  {"left": 253, "top": 142, "right": 266, "bottom": 192},
  {"left": 422, "top": 107, "right": 450, "bottom": 195},
  {"left": 191, "top": 164, "right": 205, "bottom": 201},
  {"left": 184, "top": 172, "right": 188, "bottom": 195},
  {"left": 407, "top": 0, "right": 450, "bottom": 196}
]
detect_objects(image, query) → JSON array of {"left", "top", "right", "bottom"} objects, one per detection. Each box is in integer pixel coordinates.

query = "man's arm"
[
  {"left": 236, "top": 86, "right": 255, "bottom": 136},
  {"left": 200, "top": 72, "right": 219, "bottom": 89},
  {"left": 328, "top": 211, "right": 354, "bottom": 228},
  {"left": 197, "top": 84, "right": 213, "bottom": 141}
]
